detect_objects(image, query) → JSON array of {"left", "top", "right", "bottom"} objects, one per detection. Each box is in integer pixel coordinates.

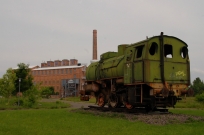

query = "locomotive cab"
[
  {"left": 146, "top": 36, "right": 190, "bottom": 97},
  {"left": 123, "top": 33, "right": 190, "bottom": 109}
]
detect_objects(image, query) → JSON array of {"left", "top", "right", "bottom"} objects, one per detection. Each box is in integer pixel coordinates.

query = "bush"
[
  {"left": 20, "top": 86, "right": 40, "bottom": 107},
  {"left": 11, "top": 98, "right": 24, "bottom": 106},
  {"left": 195, "top": 92, "right": 204, "bottom": 103},
  {"left": 41, "top": 87, "right": 53, "bottom": 98},
  {"left": 9, "top": 96, "right": 36, "bottom": 108}
]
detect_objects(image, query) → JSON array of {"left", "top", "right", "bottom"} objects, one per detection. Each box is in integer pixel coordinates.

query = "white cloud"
[{"left": 191, "top": 68, "right": 204, "bottom": 75}]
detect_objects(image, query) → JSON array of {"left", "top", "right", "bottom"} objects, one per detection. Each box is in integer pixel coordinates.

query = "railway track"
[{"left": 84, "top": 105, "right": 170, "bottom": 115}]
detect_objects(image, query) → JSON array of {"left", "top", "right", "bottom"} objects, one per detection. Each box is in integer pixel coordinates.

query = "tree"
[
  {"left": 14, "top": 63, "right": 34, "bottom": 94},
  {"left": 0, "top": 68, "right": 17, "bottom": 103},
  {"left": 190, "top": 77, "right": 204, "bottom": 95}
]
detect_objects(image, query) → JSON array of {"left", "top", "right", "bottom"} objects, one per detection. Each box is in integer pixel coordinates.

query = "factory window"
[
  {"left": 164, "top": 44, "right": 173, "bottom": 58},
  {"left": 70, "top": 69, "right": 72, "bottom": 74},
  {"left": 135, "top": 45, "right": 144, "bottom": 58},
  {"left": 66, "top": 69, "right": 68, "bottom": 74},
  {"left": 149, "top": 42, "right": 158, "bottom": 55},
  {"left": 181, "top": 46, "right": 188, "bottom": 59},
  {"left": 55, "top": 70, "right": 57, "bottom": 74},
  {"left": 55, "top": 62, "right": 58, "bottom": 66},
  {"left": 61, "top": 69, "right": 64, "bottom": 74},
  {"left": 38, "top": 71, "right": 40, "bottom": 75}
]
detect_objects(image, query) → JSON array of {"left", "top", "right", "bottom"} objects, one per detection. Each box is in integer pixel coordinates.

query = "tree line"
[{"left": 0, "top": 63, "right": 55, "bottom": 105}]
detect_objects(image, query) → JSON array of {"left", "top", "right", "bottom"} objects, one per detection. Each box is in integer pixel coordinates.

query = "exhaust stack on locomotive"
[
  {"left": 80, "top": 32, "right": 192, "bottom": 110},
  {"left": 93, "top": 29, "right": 97, "bottom": 60}
]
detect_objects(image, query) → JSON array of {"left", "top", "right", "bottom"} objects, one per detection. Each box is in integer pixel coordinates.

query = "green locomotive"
[{"left": 81, "top": 32, "right": 191, "bottom": 110}]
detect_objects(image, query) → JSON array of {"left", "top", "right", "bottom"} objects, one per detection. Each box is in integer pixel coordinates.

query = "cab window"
[
  {"left": 181, "top": 46, "right": 188, "bottom": 59},
  {"left": 135, "top": 46, "right": 144, "bottom": 59},
  {"left": 149, "top": 42, "right": 158, "bottom": 55},
  {"left": 164, "top": 44, "right": 173, "bottom": 58}
]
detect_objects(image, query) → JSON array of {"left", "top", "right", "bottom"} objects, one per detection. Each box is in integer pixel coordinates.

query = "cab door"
[
  {"left": 124, "top": 50, "right": 133, "bottom": 84},
  {"left": 133, "top": 45, "right": 144, "bottom": 82},
  {"left": 124, "top": 45, "right": 144, "bottom": 84}
]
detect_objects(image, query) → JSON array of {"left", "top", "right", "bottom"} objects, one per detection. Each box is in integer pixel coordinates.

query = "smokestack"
[{"left": 93, "top": 29, "right": 97, "bottom": 60}]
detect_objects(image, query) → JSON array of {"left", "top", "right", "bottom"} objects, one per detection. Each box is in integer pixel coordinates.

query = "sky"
[{"left": 0, "top": 0, "right": 204, "bottom": 83}]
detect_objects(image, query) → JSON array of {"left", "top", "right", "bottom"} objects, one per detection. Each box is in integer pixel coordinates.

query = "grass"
[
  {"left": 0, "top": 97, "right": 70, "bottom": 110},
  {"left": 0, "top": 109, "right": 204, "bottom": 135},
  {"left": 33, "top": 100, "right": 71, "bottom": 109},
  {"left": 169, "top": 108, "right": 204, "bottom": 116},
  {"left": 0, "top": 96, "right": 204, "bottom": 135},
  {"left": 175, "top": 97, "right": 204, "bottom": 108},
  {"left": 169, "top": 97, "right": 204, "bottom": 116}
]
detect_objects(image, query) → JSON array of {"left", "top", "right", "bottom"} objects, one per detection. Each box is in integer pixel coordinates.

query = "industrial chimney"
[{"left": 93, "top": 29, "right": 97, "bottom": 60}]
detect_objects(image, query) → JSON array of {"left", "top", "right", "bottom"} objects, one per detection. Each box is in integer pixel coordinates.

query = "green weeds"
[
  {"left": 175, "top": 97, "right": 204, "bottom": 108},
  {"left": 0, "top": 97, "right": 70, "bottom": 110}
]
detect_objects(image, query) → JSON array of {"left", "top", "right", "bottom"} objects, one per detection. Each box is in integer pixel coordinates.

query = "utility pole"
[{"left": 18, "top": 78, "right": 21, "bottom": 106}]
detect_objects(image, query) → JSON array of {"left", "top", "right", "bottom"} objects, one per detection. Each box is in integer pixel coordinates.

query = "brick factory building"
[{"left": 32, "top": 59, "right": 87, "bottom": 97}]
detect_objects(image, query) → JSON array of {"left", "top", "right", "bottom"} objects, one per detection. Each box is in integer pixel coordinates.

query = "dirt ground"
[{"left": 72, "top": 108, "right": 204, "bottom": 125}]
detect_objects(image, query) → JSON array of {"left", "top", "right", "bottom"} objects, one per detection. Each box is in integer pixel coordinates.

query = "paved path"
[
  {"left": 67, "top": 101, "right": 96, "bottom": 109},
  {"left": 40, "top": 98, "right": 97, "bottom": 109}
]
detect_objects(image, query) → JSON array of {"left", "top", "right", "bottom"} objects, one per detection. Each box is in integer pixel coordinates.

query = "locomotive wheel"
[
  {"left": 98, "top": 93, "right": 105, "bottom": 107},
  {"left": 125, "top": 102, "right": 133, "bottom": 109},
  {"left": 109, "top": 93, "right": 118, "bottom": 108}
]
